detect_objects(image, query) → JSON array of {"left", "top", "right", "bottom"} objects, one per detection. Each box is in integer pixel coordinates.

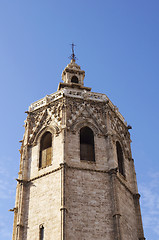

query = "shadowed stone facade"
[{"left": 12, "top": 58, "right": 145, "bottom": 240}]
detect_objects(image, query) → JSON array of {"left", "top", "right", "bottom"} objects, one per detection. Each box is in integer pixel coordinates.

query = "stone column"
[
  {"left": 60, "top": 163, "right": 67, "bottom": 240},
  {"left": 14, "top": 182, "right": 25, "bottom": 240},
  {"left": 109, "top": 168, "right": 122, "bottom": 240},
  {"left": 12, "top": 185, "right": 19, "bottom": 240},
  {"left": 133, "top": 193, "right": 146, "bottom": 240},
  {"left": 12, "top": 150, "right": 28, "bottom": 239}
]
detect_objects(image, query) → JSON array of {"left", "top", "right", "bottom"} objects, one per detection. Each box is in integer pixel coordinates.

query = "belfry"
[{"left": 12, "top": 48, "right": 145, "bottom": 240}]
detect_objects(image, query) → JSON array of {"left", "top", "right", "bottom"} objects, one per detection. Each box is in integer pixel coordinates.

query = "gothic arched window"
[
  {"left": 116, "top": 141, "right": 125, "bottom": 176},
  {"left": 71, "top": 75, "right": 79, "bottom": 83},
  {"left": 80, "top": 127, "right": 95, "bottom": 161},
  {"left": 39, "top": 132, "right": 52, "bottom": 168}
]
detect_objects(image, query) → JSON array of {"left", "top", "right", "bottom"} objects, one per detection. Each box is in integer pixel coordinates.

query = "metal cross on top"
[{"left": 69, "top": 43, "right": 77, "bottom": 61}]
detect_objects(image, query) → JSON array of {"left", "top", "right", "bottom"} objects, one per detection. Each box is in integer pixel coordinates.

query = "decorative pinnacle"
[{"left": 69, "top": 43, "right": 77, "bottom": 61}]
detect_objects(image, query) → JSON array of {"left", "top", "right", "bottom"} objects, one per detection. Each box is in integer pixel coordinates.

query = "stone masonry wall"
[
  {"left": 23, "top": 170, "right": 61, "bottom": 240},
  {"left": 117, "top": 178, "right": 138, "bottom": 240},
  {"left": 22, "top": 129, "right": 64, "bottom": 240},
  {"left": 66, "top": 168, "right": 114, "bottom": 240}
]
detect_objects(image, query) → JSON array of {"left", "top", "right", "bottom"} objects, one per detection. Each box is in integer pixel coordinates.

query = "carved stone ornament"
[
  {"left": 108, "top": 111, "right": 131, "bottom": 157},
  {"left": 28, "top": 101, "right": 64, "bottom": 145},
  {"left": 66, "top": 99, "right": 107, "bottom": 135}
]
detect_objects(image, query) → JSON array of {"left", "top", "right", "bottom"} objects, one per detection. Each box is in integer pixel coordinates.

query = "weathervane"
[{"left": 69, "top": 43, "right": 77, "bottom": 61}]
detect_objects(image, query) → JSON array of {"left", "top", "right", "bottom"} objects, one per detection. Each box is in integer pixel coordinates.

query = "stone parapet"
[{"left": 29, "top": 88, "right": 126, "bottom": 125}]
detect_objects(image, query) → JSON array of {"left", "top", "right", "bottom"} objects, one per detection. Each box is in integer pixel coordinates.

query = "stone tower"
[{"left": 12, "top": 55, "right": 145, "bottom": 240}]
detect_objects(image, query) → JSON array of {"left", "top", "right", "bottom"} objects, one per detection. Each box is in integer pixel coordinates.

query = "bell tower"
[{"left": 12, "top": 51, "right": 145, "bottom": 240}]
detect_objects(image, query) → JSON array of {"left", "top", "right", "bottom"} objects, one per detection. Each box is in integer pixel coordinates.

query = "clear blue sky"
[{"left": 0, "top": 1, "right": 159, "bottom": 239}]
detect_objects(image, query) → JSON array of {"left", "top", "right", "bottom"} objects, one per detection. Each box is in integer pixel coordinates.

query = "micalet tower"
[{"left": 12, "top": 47, "right": 145, "bottom": 240}]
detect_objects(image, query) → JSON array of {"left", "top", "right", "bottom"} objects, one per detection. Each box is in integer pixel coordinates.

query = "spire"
[{"left": 69, "top": 43, "right": 77, "bottom": 62}]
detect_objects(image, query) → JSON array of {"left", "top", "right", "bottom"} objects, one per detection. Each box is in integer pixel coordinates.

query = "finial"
[{"left": 69, "top": 43, "right": 77, "bottom": 61}]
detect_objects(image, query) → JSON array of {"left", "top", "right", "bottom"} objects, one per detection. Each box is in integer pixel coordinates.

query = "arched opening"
[
  {"left": 71, "top": 75, "right": 79, "bottom": 83},
  {"left": 116, "top": 141, "right": 125, "bottom": 176},
  {"left": 39, "top": 132, "right": 52, "bottom": 168},
  {"left": 39, "top": 225, "right": 44, "bottom": 240},
  {"left": 80, "top": 127, "right": 95, "bottom": 161}
]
